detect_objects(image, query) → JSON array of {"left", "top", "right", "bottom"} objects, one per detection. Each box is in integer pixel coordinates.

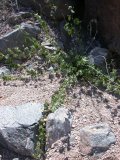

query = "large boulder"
[
  {"left": 46, "top": 107, "right": 72, "bottom": 148},
  {"left": 0, "top": 23, "right": 40, "bottom": 54},
  {"left": 0, "top": 102, "right": 44, "bottom": 156},
  {"left": 80, "top": 123, "right": 116, "bottom": 155},
  {"left": 17, "top": 0, "right": 73, "bottom": 20},
  {"left": 85, "top": 0, "right": 120, "bottom": 54}
]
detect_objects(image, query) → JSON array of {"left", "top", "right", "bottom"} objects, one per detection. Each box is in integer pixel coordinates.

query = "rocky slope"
[{"left": 0, "top": 1, "right": 120, "bottom": 160}]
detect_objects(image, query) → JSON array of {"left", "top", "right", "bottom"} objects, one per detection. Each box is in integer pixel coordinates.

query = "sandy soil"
[{"left": 0, "top": 73, "right": 60, "bottom": 107}]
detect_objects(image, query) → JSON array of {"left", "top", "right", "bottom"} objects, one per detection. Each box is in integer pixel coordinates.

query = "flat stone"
[
  {"left": 80, "top": 123, "right": 116, "bottom": 155},
  {"left": 0, "top": 102, "right": 44, "bottom": 156}
]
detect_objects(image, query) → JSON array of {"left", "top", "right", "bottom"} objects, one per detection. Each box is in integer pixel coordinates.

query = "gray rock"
[
  {"left": 12, "top": 158, "right": 19, "bottom": 160},
  {"left": 46, "top": 107, "right": 72, "bottom": 148},
  {"left": 80, "top": 123, "right": 116, "bottom": 155},
  {"left": 0, "top": 23, "right": 40, "bottom": 54},
  {"left": 88, "top": 47, "right": 109, "bottom": 70},
  {"left": 0, "top": 66, "right": 10, "bottom": 77},
  {"left": 0, "top": 102, "right": 44, "bottom": 156}
]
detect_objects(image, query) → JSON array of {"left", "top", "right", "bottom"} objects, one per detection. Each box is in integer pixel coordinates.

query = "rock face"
[
  {"left": 85, "top": 0, "right": 120, "bottom": 54},
  {"left": 80, "top": 123, "right": 116, "bottom": 155},
  {"left": 46, "top": 107, "right": 72, "bottom": 148},
  {"left": 0, "top": 23, "right": 40, "bottom": 54},
  {"left": 18, "top": 0, "right": 73, "bottom": 19},
  {"left": 0, "top": 102, "right": 44, "bottom": 156}
]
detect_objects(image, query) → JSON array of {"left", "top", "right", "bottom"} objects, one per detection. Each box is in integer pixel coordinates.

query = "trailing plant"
[
  {"left": 34, "top": 102, "right": 51, "bottom": 159},
  {"left": 50, "top": 75, "right": 77, "bottom": 112}
]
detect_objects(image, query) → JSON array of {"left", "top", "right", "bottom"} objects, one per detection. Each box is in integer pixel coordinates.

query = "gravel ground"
[{"left": 46, "top": 84, "right": 120, "bottom": 160}]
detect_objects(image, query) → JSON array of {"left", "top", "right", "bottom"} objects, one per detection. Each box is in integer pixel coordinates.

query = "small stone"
[
  {"left": 0, "top": 66, "right": 10, "bottom": 76},
  {"left": 56, "top": 72, "right": 61, "bottom": 78},
  {"left": 59, "top": 146, "right": 65, "bottom": 153},
  {"left": 73, "top": 93, "right": 77, "bottom": 99},
  {"left": 117, "top": 105, "right": 120, "bottom": 109},
  {"left": 34, "top": 84, "right": 38, "bottom": 88},
  {"left": 49, "top": 73, "right": 54, "bottom": 81},
  {"left": 48, "top": 66, "right": 54, "bottom": 72},
  {"left": 103, "top": 98, "right": 109, "bottom": 103},
  {"left": 111, "top": 108, "right": 118, "bottom": 117}
]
